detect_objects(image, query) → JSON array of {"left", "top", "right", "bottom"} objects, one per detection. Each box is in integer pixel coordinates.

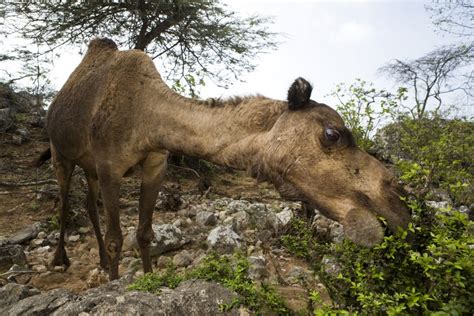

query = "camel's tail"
[{"left": 33, "top": 147, "right": 51, "bottom": 167}]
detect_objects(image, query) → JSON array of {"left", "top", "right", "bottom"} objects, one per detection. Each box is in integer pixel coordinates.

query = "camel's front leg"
[
  {"left": 137, "top": 151, "right": 168, "bottom": 273},
  {"left": 97, "top": 165, "right": 123, "bottom": 280}
]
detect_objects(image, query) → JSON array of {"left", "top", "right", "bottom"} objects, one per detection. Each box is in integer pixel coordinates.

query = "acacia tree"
[
  {"left": 379, "top": 44, "right": 473, "bottom": 120},
  {"left": 2, "top": 0, "right": 277, "bottom": 95},
  {"left": 426, "top": 0, "right": 474, "bottom": 38}
]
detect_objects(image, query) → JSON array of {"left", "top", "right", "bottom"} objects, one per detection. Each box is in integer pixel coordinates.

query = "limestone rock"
[
  {"left": 7, "top": 223, "right": 40, "bottom": 245},
  {"left": 207, "top": 226, "right": 243, "bottom": 253},
  {"left": 196, "top": 211, "right": 217, "bottom": 226},
  {"left": 124, "top": 224, "right": 187, "bottom": 256},
  {"left": 0, "top": 244, "right": 27, "bottom": 271},
  {"left": 276, "top": 209, "right": 293, "bottom": 227},
  {"left": 1, "top": 277, "right": 240, "bottom": 315},
  {"left": 173, "top": 250, "right": 193, "bottom": 267}
]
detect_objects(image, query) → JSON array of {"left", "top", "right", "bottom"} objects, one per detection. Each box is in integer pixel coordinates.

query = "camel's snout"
[{"left": 342, "top": 208, "right": 385, "bottom": 247}]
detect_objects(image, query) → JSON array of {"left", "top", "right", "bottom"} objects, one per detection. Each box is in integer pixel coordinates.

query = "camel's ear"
[{"left": 287, "top": 77, "right": 312, "bottom": 110}]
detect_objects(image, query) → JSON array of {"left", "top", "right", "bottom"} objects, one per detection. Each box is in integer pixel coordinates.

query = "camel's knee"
[
  {"left": 136, "top": 227, "right": 154, "bottom": 248},
  {"left": 105, "top": 234, "right": 123, "bottom": 259}
]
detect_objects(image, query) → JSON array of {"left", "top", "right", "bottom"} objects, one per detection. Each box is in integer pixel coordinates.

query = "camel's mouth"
[{"left": 342, "top": 208, "right": 385, "bottom": 247}]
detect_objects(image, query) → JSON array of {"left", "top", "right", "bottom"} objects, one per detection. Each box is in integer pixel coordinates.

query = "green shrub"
[
  {"left": 128, "top": 252, "right": 289, "bottom": 314},
  {"left": 289, "top": 201, "right": 474, "bottom": 315},
  {"left": 392, "top": 114, "right": 474, "bottom": 205},
  {"left": 331, "top": 79, "right": 405, "bottom": 151},
  {"left": 128, "top": 263, "right": 183, "bottom": 294}
]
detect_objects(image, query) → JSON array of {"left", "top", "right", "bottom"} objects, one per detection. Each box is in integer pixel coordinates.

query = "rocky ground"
[{"left": 0, "top": 84, "right": 341, "bottom": 314}]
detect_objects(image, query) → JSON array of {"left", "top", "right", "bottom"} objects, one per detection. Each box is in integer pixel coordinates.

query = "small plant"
[
  {"left": 27, "top": 200, "right": 40, "bottom": 212},
  {"left": 128, "top": 252, "right": 289, "bottom": 314},
  {"left": 280, "top": 218, "right": 328, "bottom": 261},
  {"left": 128, "top": 263, "right": 183, "bottom": 294}
]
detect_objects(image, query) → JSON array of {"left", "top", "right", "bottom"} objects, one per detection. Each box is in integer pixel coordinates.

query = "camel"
[{"left": 42, "top": 38, "right": 410, "bottom": 280}]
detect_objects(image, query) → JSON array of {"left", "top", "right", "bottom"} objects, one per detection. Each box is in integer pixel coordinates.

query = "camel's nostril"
[{"left": 354, "top": 168, "right": 360, "bottom": 175}]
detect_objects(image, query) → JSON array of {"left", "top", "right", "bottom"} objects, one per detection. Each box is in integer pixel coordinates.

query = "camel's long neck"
[{"left": 147, "top": 84, "right": 283, "bottom": 171}]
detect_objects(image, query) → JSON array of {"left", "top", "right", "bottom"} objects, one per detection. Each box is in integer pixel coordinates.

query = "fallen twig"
[
  {"left": 0, "top": 270, "right": 38, "bottom": 277},
  {"left": 0, "top": 179, "right": 58, "bottom": 187},
  {"left": 6, "top": 202, "right": 26, "bottom": 213},
  {"left": 0, "top": 191, "right": 35, "bottom": 195}
]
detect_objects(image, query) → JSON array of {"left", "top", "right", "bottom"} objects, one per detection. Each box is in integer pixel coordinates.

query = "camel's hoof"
[
  {"left": 99, "top": 256, "right": 110, "bottom": 271},
  {"left": 51, "top": 250, "right": 70, "bottom": 270}
]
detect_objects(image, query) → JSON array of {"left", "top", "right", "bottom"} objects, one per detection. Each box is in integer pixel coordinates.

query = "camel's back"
[{"left": 46, "top": 38, "right": 118, "bottom": 160}]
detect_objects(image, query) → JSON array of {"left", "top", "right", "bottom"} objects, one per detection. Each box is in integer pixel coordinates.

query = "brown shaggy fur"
[{"left": 46, "top": 38, "right": 410, "bottom": 280}]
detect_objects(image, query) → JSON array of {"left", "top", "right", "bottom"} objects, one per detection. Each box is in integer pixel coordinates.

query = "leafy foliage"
[
  {"left": 282, "top": 203, "right": 473, "bottom": 315},
  {"left": 3, "top": 0, "right": 278, "bottom": 96},
  {"left": 128, "top": 252, "right": 288, "bottom": 314},
  {"left": 321, "top": 202, "right": 473, "bottom": 315},
  {"left": 128, "top": 263, "right": 183, "bottom": 294},
  {"left": 382, "top": 114, "right": 474, "bottom": 205},
  {"left": 331, "top": 79, "right": 406, "bottom": 150}
]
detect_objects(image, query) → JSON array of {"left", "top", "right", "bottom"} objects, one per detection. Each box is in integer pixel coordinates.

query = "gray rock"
[
  {"left": 156, "top": 256, "right": 172, "bottom": 269},
  {"left": 248, "top": 256, "right": 268, "bottom": 280},
  {"left": 426, "top": 200, "right": 450, "bottom": 210},
  {"left": 7, "top": 223, "right": 40, "bottom": 245},
  {"left": 16, "top": 127, "right": 29, "bottom": 139},
  {"left": 207, "top": 226, "right": 243, "bottom": 253},
  {"left": 196, "top": 211, "right": 217, "bottom": 226},
  {"left": 285, "top": 266, "right": 315, "bottom": 285},
  {"left": 173, "top": 250, "right": 193, "bottom": 267},
  {"left": 0, "top": 108, "right": 13, "bottom": 132},
  {"left": 0, "top": 244, "right": 27, "bottom": 271},
  {"left": 157, "top": 280, "right": 240, "bottom": 315},
  {"left": 153, "top": 224, "right": 188, "bottom": 256},
  {"left": 68, "top": 234, "right": 80, "bottom": 242},
  {"left": 30, "top": 238, "right": 45, "bottom": 248},
  {"left": 3, "top": 288, "right": 75, "bottom": 315},
  {"left": 124, "top": 224, "right": 187, "bottom": 256},
  {"left": 28, "top": 112, "right": 45, "bottom": 128},
  {"left": 329, "top": 222, "right": 344, "bottom": 243},
  {"left": 321, "top": 255, "right": 341, "bottom": 277},
  {"left": 276, "top": 209, "right": 293, "bottom": 227},
  {"left": 9, "top": 134, "right": 24, "bottom": 145},
  {"left": 32, "top": 264, "right": 48, "bottom": 273},
  {"left": 1, "top": 277, "right": 240, "bottom": 315},
  {"left": 0, "top": 283, "right": 41, "bottom": 313},
  {"left": 312, "top": 211, "right": 344, "bottom": 244},
  {"left": 232, "top": 211, "right": 250, "bottom": 231},
  {"left": 226, "top": 200, "right": 250, "bottom": 214}
]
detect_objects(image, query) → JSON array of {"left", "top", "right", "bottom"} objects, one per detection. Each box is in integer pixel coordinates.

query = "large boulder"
[
  {"left": 0, "top": 245, "right": 27, "bottom": 272},
  {"left": 0, "top": 278, "right": 241, "bottom": 315}
]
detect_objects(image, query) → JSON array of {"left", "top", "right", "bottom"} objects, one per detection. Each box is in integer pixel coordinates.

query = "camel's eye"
[{"left": 324, "top": 128, "right": 340, "bottom": 142}]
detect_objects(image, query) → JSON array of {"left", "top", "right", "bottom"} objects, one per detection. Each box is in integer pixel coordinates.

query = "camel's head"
[{"left": 259, "top": 78, "right": 411, "bottom": 247}]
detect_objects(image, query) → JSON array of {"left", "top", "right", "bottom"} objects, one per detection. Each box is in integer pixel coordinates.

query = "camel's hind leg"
[
  {"left": 97, "top": 164, "right": 124, "bottom": 280},
  {"left": 84, "top": 170, "right": 109, "bottom": 270},
  {"left": 137, "top": 151, "right": 168, "bottom": 273},
  {"left": 50, "top": 147, "right": 75, "bottom": 268}
]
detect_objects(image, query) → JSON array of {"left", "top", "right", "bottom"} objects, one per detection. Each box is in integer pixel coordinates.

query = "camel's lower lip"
[{"left": 342, "top": 208, "right": 384, "bottom": 247}]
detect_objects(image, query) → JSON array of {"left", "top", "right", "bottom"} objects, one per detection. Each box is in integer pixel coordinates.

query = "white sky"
[{"left": 12, "top": 0, "right": 470, "bottom": 111}]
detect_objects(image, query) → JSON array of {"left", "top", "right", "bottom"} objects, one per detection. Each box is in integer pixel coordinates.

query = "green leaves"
[
  {"left": 128, "top": 252, "right": 289, "bottom": 314},
  {"left": 331, "top": 79, "right": 403, "bottom": 151},
  {"left": 4, "top": 0, "right": 279, "bottom": 96}
]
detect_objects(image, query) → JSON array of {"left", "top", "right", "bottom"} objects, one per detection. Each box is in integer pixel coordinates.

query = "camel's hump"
[{"left": 88, "top": 38, "right": 118, "bottom": 51}]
